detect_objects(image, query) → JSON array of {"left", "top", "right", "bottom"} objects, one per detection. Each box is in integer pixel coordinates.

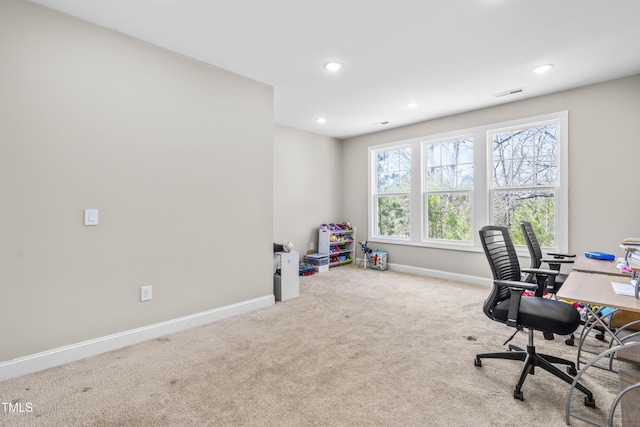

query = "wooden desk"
[
  {"left": 572, "top": 255, "right": 630, "bottom": 277},
  {"left": 557, "top": 271, "right": 640, "bottom": 313},
  {"left": 559, "top": 271, "right": 640, "bottom": 366}
]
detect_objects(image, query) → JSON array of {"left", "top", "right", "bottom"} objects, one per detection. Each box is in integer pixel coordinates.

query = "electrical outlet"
[
  {"left": 309, "top": 242, "right": 314, "bottom": 250},
  {"left": 140, "top": 285, "right": 152, "bottom": 302}
]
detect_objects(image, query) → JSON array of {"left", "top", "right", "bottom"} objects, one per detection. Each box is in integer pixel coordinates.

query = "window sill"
[
  {"left": 368, "top": 237, "right": 535, "bottom": 258},
  {"left": 368, "top": 237, "right": 483, "bottom": 253}
]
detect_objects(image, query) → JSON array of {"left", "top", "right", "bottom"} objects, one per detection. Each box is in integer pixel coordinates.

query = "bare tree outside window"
[
  {"left": 491, "top": 124, "right": 558, "bottom": 247},
  {"left": 425, "top": 138, "right": 473, "bottom": 241}
]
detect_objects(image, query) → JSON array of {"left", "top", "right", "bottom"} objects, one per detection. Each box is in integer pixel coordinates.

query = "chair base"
[{"left": 475, "top": 342, "right": 595, "bottom": 406}]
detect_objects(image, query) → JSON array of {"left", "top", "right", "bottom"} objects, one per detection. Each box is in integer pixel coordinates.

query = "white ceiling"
[{"left": 31, "top": 0, "right": 640, "bottom": 139}]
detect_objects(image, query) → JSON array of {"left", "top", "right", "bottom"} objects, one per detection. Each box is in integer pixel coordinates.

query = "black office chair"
[
  {"left": 520, "top": 220, "right": 576, "bottom": 296},
  {"left": 475, "top": 225, "right": 595, "bottom": 406},
  {"left": 520, "top": 220, "right": 580, "bottom": 343}
]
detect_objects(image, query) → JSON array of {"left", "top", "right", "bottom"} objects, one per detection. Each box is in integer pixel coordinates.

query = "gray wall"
[
  {"left": 342, "top": 74, "right": 640, "bottom": 281},
  {"left": 273, "top": 125, "right": 343, "bottom": 256},
  {"left": 3, "top": 0, "right": 639, "bottom": 367},
  {"left": 0, "top": 0, "right": 274, "bottom": 362}
]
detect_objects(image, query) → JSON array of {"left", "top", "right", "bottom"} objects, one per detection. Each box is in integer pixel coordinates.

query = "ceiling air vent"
[{"left": 494, "top": 88, "right": 524, "bottom": 98}]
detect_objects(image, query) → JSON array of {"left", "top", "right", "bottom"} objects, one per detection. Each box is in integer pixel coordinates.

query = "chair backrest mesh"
[
  {"left": 520, "top": 221, "right": 543, "bottom": 270},
  {"left": 479, "top": 225, "right": 522, "bottom": 318}
]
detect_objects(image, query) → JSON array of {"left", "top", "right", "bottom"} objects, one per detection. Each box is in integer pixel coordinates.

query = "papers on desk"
[{"left": 611, "top": 279, "right": 639, "bottom": 296}]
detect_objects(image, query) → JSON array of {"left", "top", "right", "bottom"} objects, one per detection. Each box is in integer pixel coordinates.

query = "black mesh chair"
[
  {"left": 520, "top": 220, "right": 580, "bottom": 343},
  {"left": 475, "top": 225, "right": 595, "bottom": 406},
  {"left": 520, "top": 220, "right": 576, "bottom": 296}
]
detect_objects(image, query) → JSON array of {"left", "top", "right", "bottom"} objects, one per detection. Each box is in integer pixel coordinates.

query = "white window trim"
[
  {"left": 367, "top": 111, "right": 568, "bottom": 254},
  {"left": 422, "top": 134, "right": 475, "bottom": 245},
  {"left": 368, "top": 141, "right": 415, "bottom": 242}
]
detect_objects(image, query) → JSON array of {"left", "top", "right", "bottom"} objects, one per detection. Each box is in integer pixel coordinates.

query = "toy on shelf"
[{"left": 318, "top": 222, "right": 356, "bottom": 268}]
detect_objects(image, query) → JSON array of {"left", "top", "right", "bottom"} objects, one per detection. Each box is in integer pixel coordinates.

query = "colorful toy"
[{"left": 368, "top": 249, "right": 388, "bottom": 271}]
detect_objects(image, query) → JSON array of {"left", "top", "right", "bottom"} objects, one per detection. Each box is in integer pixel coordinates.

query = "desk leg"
[
  {"left": 566, "top": 341, "right": 640, "bottom": 426},
  {"left": 609, "top": 370, "right": 640, "bottom": 426},
  {"left": 576, "top": 307, "right": 622, "bottom": 370}
]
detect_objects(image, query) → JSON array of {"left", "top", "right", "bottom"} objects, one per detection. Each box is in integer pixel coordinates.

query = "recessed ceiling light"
[
  {"left": 316, "top": 117, "right": 327, "bottom": 124},
  {"left": 405, "top": 102, "right": 418, "bottom": 109},
  {"left": 532, "top": 64, "right": 553, "bottom": 74},
  {"left": 324, "top": 61, "right": 343, "bottom": 72}
]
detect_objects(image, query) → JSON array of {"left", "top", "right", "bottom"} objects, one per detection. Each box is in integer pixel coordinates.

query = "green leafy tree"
[
  {"left": 378, "top": 195, "right": 410, "bottom": 237},
  {"left": 492, "top": 124, "right": 558, "bottom": 247},
  {"left": 494, "top": 191, "right": 555, "bottom": 247},
  {"left": 428, "top": 193, "right": 471, "bottom": 241},
  {"left": 425, "top": 138, "right": 473, "bottom": 241}
]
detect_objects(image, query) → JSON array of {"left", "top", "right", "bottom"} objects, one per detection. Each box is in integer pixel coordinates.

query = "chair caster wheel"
[
  {"left": 595, "top": 333, "right": 605, "bottom": 341},
  {"left": 584, "top": 397, "right": 596, "bottom": 408},
  {"left": 514, "top": 389, "right": 524, "bottom": 401},
  {"left": 565, "top": 338, "right": 574, "bottom": 346},
  {"left": 567, "top": 366, "right": 577, "bottom": 376},
  {"left": 474, "top": 358, "right": 482, "bottom": 367}
]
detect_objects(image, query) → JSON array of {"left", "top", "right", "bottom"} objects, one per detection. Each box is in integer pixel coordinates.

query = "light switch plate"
[
  {"left": 84, "top": 209, "right": 99, "bottom": 226},
  {"left": 140, "top": 285, "right": 152, "bottom": 302}
]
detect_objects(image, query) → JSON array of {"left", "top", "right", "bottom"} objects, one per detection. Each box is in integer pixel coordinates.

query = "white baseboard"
[
  {"left": 388, "top": 263, "right": 492, "bottom": 287},
  {"left": 354, "top": 257, "right": 491, "bottom": 287},
  {"left": 0, "top": 295, "right": 274, "bottom": 382}
]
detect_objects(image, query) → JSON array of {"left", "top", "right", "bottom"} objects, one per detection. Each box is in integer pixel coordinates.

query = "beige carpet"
[{"left": 0, "top": 265, "right": 635, "bottom": 426}]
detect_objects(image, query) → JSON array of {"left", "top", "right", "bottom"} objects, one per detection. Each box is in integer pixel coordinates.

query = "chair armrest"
[
  {"left": 493, "top": 282, "right": 537, "bottom": 327},
  {"left": 495, "top": 280, "right": 538, "bottom": 292},
  {"left": 521, "top": 267, "right": 559, "bottom": 277},
  {"left": 546, "top": 251, "right": 576, "bottom": 258},
  {"left": 541, "top": 257, "right": 574, "bottom": 264}
]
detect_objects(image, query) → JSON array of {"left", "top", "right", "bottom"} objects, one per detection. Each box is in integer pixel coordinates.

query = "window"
[
  {"left": 490, "top": 123, "right": 559, "bottom": 247},
  {"left": 373, "top": 146, "right": 411, "bottom": 238},
  {"left": 368, "top": 112, "right": 568, "bottom": 252},
  {"left": 424, "top": 138, "right": 474, "bottom": 242}
]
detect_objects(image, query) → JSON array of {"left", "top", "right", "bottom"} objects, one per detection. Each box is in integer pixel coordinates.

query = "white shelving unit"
[{"left": 318, "top": 224, "right": 356, "bottom": 267}]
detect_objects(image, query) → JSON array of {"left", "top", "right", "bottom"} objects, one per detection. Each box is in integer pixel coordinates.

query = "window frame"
[
  {"left": 423, "top": 135, "right": 475, "bottom": 244},
  {"left": 370, "top": 144, "right": 413, "bottom": 240},
  {"left": 367, "top": 111, "right": 568, "bottom": 253}
]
